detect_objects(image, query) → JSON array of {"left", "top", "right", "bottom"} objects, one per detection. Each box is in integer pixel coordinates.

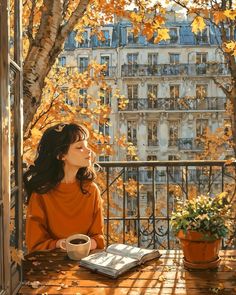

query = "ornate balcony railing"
[
  {"left": 121, "top": 63, "right": 230, "bottom": 77},
  {"left": 63, "top": 66, "right": 117, "bottom": 77},
  {"left": 98, "top": 160, "right": 236, "bottom": 249},
  {"left": 118, "top": 97, "right": 226, "bottom": 111}
]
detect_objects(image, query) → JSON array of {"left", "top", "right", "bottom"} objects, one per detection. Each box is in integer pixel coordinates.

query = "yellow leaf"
[
  {"left": 154, "top": 28, "right": 170, "bottom": 43},
  {"left": 191, "top": 16, "right": 206, "bottom": 34},
  {"left": 225, "top": 41, "right": 236, "bottom": 55},
  {"left": 11, "top": 247, "right": 24, "bottom": 265},
  {"left": 224, "top": 10, "right": 236, "bottom": 20}
]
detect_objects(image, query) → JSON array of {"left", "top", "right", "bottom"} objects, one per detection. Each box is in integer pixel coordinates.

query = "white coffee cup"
[{"left": 60, "top": 234, "right": 91, "bottom": 260}]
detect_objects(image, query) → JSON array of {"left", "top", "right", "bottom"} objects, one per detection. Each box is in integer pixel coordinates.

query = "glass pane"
[{"left": 10, "top": 69, "right": 17, "bottom": 190}]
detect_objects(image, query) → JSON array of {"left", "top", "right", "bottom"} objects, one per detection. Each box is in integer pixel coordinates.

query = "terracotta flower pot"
[{"left": 177, "top": 230, "right": 221, "bottom": 269}]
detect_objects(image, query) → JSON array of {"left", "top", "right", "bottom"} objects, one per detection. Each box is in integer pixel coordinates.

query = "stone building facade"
[{"left": 59, "top": 13, "right": 233, "bottom": 246}]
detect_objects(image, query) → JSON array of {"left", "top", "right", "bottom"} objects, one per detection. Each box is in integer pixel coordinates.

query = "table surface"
[{"left": 18, "top": 249, "right": 236, "bottom": 295}]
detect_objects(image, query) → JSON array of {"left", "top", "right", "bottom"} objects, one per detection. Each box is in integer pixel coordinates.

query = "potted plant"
[{"left": 170, "top": 192, "right": 232, "bottom": 269}]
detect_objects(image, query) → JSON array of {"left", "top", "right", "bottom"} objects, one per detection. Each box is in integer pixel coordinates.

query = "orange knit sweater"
[{"left": 26, "top": 181, "right": 105, "bottom": 253}]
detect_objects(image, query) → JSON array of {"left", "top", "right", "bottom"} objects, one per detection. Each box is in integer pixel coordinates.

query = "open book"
[{"left": 79, "top": 243, "right": 161, "bottom": 278}]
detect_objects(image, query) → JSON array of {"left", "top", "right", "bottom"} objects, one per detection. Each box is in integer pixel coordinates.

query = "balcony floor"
[{"left": 19, "top": 249, "right": 236, "bottom": 294}]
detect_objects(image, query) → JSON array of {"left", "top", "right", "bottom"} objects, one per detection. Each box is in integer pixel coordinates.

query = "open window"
[{"left": 1, "top": 0, "right": 23, "bottom": 293}]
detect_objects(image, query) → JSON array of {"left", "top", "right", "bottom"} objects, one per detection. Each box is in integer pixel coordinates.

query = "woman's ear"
[{"left": 57, "top": 154, "right": 64, "bottom": 161}]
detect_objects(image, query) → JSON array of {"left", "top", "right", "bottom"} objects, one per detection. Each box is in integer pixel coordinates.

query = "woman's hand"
[
  {"left": 90, "top": 238, "right": 97, "bottom": 250},
  {"left": 56, "top": 239, "right": 66, "bottom": 249}
]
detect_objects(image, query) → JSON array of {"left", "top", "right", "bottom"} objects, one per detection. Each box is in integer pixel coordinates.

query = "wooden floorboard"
[{"left": 18, "top": 249, "right": 236, "bottom": 295}]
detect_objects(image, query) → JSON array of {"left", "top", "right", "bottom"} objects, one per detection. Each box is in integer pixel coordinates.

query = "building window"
[
  {"left": 79, "top": 89, "right": 87, "bottom": 108},
  {"left": 62, "top": 88, "right": 73, "bottom": 106},
  {"left": 99, "top": 155, "right": 110, "bottom": 162},
  {"left": 147, "top": 84, "right": 158, "bottom": 108},
  {"left": 196, "top": 119, "right": 208, "bottom": 137},
  {"left": 127, "top": 28, "right": 139, "bottom": 44},
  {"left": 168, "top": 53, "right": 180, "bottom": 74},
  {"left": 78, "top": 30, "right": 89, "bottom": 47},
  {"left": 100, "top": 87, "right": 111, "bottom": 105},
  {"left": 148, "top": 121, "right": 158, "bottom": 146},
  {"left": 196, "top": 84, "right": 207, "bottom": 98},
  {"left": 196, "top": 53, "right": 207, "bottom": 74},
  {"left": 147, "top": 155, "right": 157, "bottom": 179},
  {"left": 127, "top": 53, "right": 138, "bottom": 65},
  {"left": 59, "top": 56, "right": 66, "bottom": 67},
  {"left": 147, "top": 53, "right": 158, "bottom": 75},
  {"left": 169, "top": 28, "right": 178, "bottom": 44},
  {"left": 195, "top": 28, "right": 208, "bottom": 44},
  {"left": 148, "top": 53, "right": 158, "bottom": 65},
  {"left": 169, "top": 121, "right": 179, "bottom": 146},
  {"left": 224, "top": 119, "right": 231, "bottom": 136},
  {"left": 78, "top": 57, "right": 89, "bottom": 73},
  {"left": 147, "top": 155, "right": 157, "bottom": 161},
  {"left": 196, "top": 84, "right": 208, "bottom": 109},
  {"left": 170, "top": 85, "right": 179, "bottom": 110},
  {"left": 169, "top": 53, "right": 180, "bottom": 64},
  {"left": 101, "top": 55, "right": 110, "bottom": 76},
  {"left": 99, "top": 119, "right": 110, "bottom": 137},
  {"left": 168, "top": 155, "right": 180, "bottom": 181},
  {"left": 126, "top": 53, "right": 138, "bottom": 75},
  {"left": 127, "top": 121, "right": 137, "bottom": 145},
  {"left": 100, "top": 30, "right": 111, "bottom": 46},
  {"left": 127, "top": 84, "right": 138, "bottom": 110}
]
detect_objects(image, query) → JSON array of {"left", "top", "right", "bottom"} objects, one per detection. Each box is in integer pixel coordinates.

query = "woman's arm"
[
  {"left": 26, "top": 193, "right": 59, "bottom": 253},
  {"left": 87, "top": 186, "right": 105, "bottom": 249}
]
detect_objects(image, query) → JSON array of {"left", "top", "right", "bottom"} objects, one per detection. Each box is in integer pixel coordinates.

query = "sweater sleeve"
[
  {"left": 26, "top": 193, "right": 58, "bottom": 253},
  {"left": 88, "top": 186, "right": 105, "bottom": 249}
]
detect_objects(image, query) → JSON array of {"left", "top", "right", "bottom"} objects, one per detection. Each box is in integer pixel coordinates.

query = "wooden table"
[{"left": 19, "top": 249, "right": 236, "bottom": 294}]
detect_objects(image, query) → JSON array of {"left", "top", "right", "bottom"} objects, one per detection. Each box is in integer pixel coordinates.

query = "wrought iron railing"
[
  {"left": 118, "top": 97, "right": 226, "bottom": 111},
  {"left": 77, "top": 66, "right": 117, "bottom": 77},
  {"left": 121, "top": 63, "right": 230, "bottom": 77},
  {"left": 98, "top": 160, "right": 236, "bottom": 249}
]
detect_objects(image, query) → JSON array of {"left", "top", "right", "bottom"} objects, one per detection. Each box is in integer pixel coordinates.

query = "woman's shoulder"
[
  {"left": 28, "top": 190, "right": 51, "bottom": 202},
  {"left": 84, "top": 181, "right": 99, "bottom": 191}
]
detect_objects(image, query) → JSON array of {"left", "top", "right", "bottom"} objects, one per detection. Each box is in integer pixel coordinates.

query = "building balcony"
[
  {"left": 118, "top": 97, "right": 226, "bottom": 112},
  {"left": 99, "top": 160, "right": 235, "bottom": 248},
  {"left": 121, "top": 63, "right": 230, "bottom": 77},
  {"left": 77, "top": 66, "right": 116, "bottom": 77},
  {"left": 20, "top": 160, "right": 236, "bottom": 294}
]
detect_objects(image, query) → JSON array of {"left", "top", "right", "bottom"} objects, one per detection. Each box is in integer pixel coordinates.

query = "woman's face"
[{"left": 62, "top": 140, "right": 92, "bottom": 168}]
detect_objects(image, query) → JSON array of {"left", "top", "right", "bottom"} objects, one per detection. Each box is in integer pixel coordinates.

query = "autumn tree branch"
[{"left": 26, "top": 0, "right": 36, "bottom": 47}]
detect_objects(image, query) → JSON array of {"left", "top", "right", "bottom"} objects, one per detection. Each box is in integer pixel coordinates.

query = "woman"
[{"left": 24, "top": 123, "right": 105, "bottom": 253}]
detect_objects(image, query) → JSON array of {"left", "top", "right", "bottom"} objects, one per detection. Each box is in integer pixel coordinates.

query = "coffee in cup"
[{"left": 60, "top": 234, "right": 91, "bottom": 260}]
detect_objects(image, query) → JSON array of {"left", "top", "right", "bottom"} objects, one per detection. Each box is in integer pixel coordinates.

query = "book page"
[
  {"left": 106, "top": 243, "right": 160, "bottom": 261},
  {"left": 80, "top": 251, "right": 138, "bottom": 277}
]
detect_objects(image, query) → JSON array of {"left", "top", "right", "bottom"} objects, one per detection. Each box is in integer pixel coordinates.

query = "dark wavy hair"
[{"left": 24, "top": 123, "right": 96, "bottom": 203}]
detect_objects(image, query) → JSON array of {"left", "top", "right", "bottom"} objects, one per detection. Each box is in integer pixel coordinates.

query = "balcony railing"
[
  {"left": 119, "top": 97, "right": 226, "bottom": 111},
  {"left": 98, "top": 160, "right": 236, "bottom": 249},
  {"left": 121, "top": 63, "right": 230, "bottom": 77},
  {"left": 77, "top": 66, "right": 116, "bottom": 77}
]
